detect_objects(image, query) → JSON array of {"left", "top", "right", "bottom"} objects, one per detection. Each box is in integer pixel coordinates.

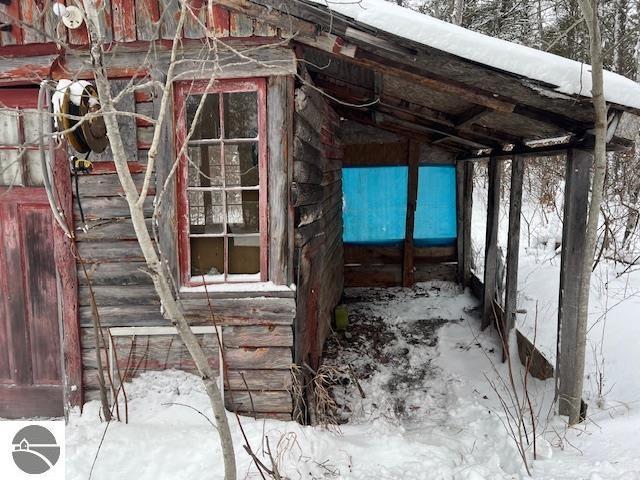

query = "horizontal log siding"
[
  {"left": 0, "top": 3, "right": 278, "bottom": 47},
  {"left": 76, "top": 85, "right": 295, "bottom": 418},
  {"left": 293, "top": 84, "right": 344, "bottom": 369}
]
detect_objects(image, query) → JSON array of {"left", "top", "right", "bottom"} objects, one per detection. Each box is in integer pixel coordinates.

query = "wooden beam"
[
  {"left": 556, "top": 148, "right": 591, "bottom": 417},
  {"left": 403, "top": 141, "right": 420, "bottom": 287},
  {"left": 456, "top": 161, "right": 465, "bottom": 283},
  {"left": 482, "top": 155, "right": 502, "bottom": 330},
  {"left": 455, "top": 105, "right": 492, "bottom": 129},
  {"left": 503, "top": 155, "right": 525, "bottom": 361}
]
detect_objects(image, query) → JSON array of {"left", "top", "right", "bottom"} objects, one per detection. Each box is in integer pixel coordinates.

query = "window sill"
[{"left": 179, "top": 281, "right": 296, "bottom": 295}]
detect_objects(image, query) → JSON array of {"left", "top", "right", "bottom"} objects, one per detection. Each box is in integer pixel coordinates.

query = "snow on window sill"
[{"left": 179, "top": 280, "right": 296, "bottom": 294}]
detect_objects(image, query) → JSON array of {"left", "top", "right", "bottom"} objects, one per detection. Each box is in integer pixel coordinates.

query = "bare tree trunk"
[
  {"left": 452, "top": 0, "right": 465, "bottom": 25},
  {"left": 571, "top": 0, "right": 608, "bottom": 426},
  {"left": 81, "top": 2, "right": 237, "bottom": 477}
]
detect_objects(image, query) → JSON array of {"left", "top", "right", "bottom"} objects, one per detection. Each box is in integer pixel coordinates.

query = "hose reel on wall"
[{"left": 54, "top": 80, "right": 110, "bottom": 229}]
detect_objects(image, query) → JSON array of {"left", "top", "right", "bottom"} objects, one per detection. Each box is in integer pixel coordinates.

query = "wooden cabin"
[{"left": 1, "top": 0, "right": 639, "bottom": 421}]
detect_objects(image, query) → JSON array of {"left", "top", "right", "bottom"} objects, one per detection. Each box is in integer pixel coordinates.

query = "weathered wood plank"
[
  {"left": 482, "top": 156, "right": 501, "bottom": 330},
  {"left": 268, "top": 75, "right": 292, "bottom": 285},
  {"left": 75, "top": 173, "right": 151, "bottom": 197},
  {"left": 79, "top": 285, "right": 157, "bottom": 307},
  {"left": 344, "top": 245, "right": 457, "bottom": 265},
  {"left": 403, "top": 140, "right": 420, "bottom": 287},
  {"left": 75, "top": 218, "right": 153, "bottom": 241},
  {"left": 344, "top": 263, "right": 457, "bottom": 287},
  {"left": 136, "top": 0, "right": 161, "bottom": 40},
  {"left": 76, "top": 240, "right": 145, "bottom": 263},
  {"left": 462, "top": 161, "right": 474, "bottom": 286},
  {"left": 159, "top": 0, "right": 180, "bottom": 39},
  {"left": 112, "top": 0, "right": 136, "bottom": 42},
  {"left": 78, "top": 262, "right": 154, "bottom": 286},
  {"left": 557, "top": 149, "right": 591, "bottom": 417},
  {"left": 74, "top": 196, "right": 154, "bottom": 221},
  {"left": 503, "top": 156, "right": 524, "bottom": 355},
  {"left": 229, "top": 12, "right": 253, "bottom": 37}
]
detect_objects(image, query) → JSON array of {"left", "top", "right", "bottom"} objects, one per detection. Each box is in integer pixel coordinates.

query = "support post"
[
  {"left": 462, "top": 161, "right": 474, "bottom": 286},
  {"left": 482, "top": 155, "right": 501, "bottom": 329},
  {"left": 403, "top": 140, "right": 420, "bottom": 287},
  {"left": 557, "top": 148, "right": 591, "bottom": 417},
  {"left": 456, "top": 161, "right": 464, "bottom": 282},
  {"left": 503, "top": 155, "right": 525, "bottom": 361}
]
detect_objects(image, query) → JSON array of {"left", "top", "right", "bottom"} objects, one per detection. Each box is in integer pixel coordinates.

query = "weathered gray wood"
[
  {"left": 83, "top": 343, "right": 292, "bottom": 370},
  {"left": 76, "top": 173, "right": 150, "bottom": 197},
  {"left": 482, "top": 156, "right": 501, "bottom": 329},
  {"left": 181, "top": 297, "right": 296, "bottom": 325},
  {"left": 268, "top": 76, "right": 292, "bottom": 285},
  {"left": 89, "top": 79, "right": 138, "bottom": 162},
  {"left": 78, "top": 285, "right": 158, "bottom": 306},
  {"left": 345, "top": 263, "right": 457, "bottom": 287},
  {"left": 503, "top": 155, "right": 525, "bottom": 355},
  {"left": 456, "top": 161, "right": 465, "bottom": 282},
  {"left": 78, "top": 262, "right": 153, "bottom": 286},
  {"left": 136, "top": 0, "right": 160, "bottom": 41},
  {"left": 229, "top": 12, "right": 253, "bottom": 37},
  {"left": 76, "top": 241, "right": 145, "bottom": 263},
  {"left": 74, "top": 196, "right": 154, "bottom": 221},
  {"left": 153, "top": 81, "right": 180, "bottom": 286},
  {"left": 403, "top": 141, "right": 420, "bottom": 287},
  {"left": 159, "top": 0, "right": 180, "bottom": 39},
  {"left": 462, "top": 162, "right": 474, "bottom": 286},
  {"left": 75, "top": 218, "right": 154, "bottom": 242},
  {"left": 84, "top": 368, "right": 293, "bottom": 391},
  {"left": 183, "top": 2, "right": 207, "bottom": 39},
  {"left": 557, "top": 149, "right": 591, "bottom": 416}
]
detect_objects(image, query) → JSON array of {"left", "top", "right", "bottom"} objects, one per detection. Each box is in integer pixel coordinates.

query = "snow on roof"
[{"left": 306, "top": 0, "right": 640, "bottom": 110}]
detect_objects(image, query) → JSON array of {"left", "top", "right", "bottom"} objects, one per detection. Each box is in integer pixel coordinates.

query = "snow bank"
[{"left": 306, "top": 0, "right": 640, "bottom": 109}]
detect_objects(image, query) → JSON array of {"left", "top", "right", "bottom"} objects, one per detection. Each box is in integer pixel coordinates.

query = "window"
[
  {"left": 175, "top": 79, "right": 267, "bottom": 286},
  {"left": 0, "top": 90, "right": 46, "bottom": 187}
]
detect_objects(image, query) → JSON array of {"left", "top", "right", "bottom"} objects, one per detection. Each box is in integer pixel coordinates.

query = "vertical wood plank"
[
  {"left": 208, "top": 3, "right": 229, "bottom": 37},
  {"left": 556, "top": 149, "right": 591, "bottom": 417},
  {"left": 159, "top": 0, "right": 180, "bottom": 40},
  {"left": 229, "top": 12, "right": 253, "bottom": 37},
  {"left": 482, "top": 155, "right": 501, "bottom": 329},
  {"left": 21, "top": 0, "right": 45, "bottom": 44},
  {"left": 112, "top": 0, "right": 136, "bottom": 42},
  {"left": 90, "top": 79, "right": 138, "bottom": 162},
  {"left": 52, "top": 143, "right": 82, "bottom": 407},
  {"left": 136, "top": 0, "right": 161, "bottom": 41},
  {"left": 184, "top": 0, "right": 206, "bottom": 39},
  {"left": 268, "top": 76, "right": 291, "bottom": 285},
  {"left": 402, "top": 140, "right": 419, "bottom": 287},
  {"left": 503, "top": 155, "right": 524, "bottom": 360},
  {"left": 456, "top": 161, "right": 464, "bottom": 283},
  {"left": 462, "top": 161, "right": 474, "bottom": 286},
  {"left": 0, "top": 0, "right": 23, "bottom": 45}
]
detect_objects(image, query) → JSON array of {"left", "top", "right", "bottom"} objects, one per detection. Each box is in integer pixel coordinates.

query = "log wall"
[
  {"left": 75, "top": 78, "right": 295, "bottom": 419},
  {"left": 292, "top": 83, "right": 344, "bottom": 369}
]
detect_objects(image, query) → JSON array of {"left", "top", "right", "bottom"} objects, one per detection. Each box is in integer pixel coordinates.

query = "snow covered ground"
[{"left": 66, "top": 281, "right": 640, "bottom": 479}]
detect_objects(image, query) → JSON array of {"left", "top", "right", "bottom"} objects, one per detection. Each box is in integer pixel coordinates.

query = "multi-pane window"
[
  {"left": 0, "top": 90, "right": 47, "bottom": 187},
  {"left": 175, "top": 80, "right": 267, "bottom": 285}
]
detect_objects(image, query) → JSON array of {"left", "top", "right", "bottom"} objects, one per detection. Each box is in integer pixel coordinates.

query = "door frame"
[{"left": 0, "top": 87, "right": 81, "bottom": 411}]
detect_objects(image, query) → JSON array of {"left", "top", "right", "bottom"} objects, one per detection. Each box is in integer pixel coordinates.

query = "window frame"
[
  {"left": 0, "top": 89, "right": 43, "bottom": 188},
  {"left": 174, "top": 78, "right": 268, "bottom": 287}
]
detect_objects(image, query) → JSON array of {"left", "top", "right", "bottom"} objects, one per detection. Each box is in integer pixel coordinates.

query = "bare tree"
[
  {"left": 76, "top": 1, "right": 238, "bottom": 478},
  {"left": 569, "top": 0, "right": 608, "bottom": 426}
]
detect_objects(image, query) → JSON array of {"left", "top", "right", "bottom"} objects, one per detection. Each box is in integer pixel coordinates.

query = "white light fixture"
[{"left": 52, "top": 2, "right": 84, "bottom": 30}]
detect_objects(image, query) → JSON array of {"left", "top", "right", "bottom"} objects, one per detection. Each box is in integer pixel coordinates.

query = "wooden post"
[
  {"left": 503, "top": 155, "right": 525, "bottom": 360},
  {"left": 403, "top": 141, "right": 420, "bottom": 287},
  {"left": 482, "top": 155, "right": 501, "bottom": 330},
  {"left": 268, "top": 75, "right": 292, "bottom": 285},
  {"left": 462, "top": 161, "right": 474, "bottom": 286},
  {"left": 456, "top": 161, "right": 464, "bottom": 283},
  {"left": 557, "top": 149, "right": 591, "bottom": 417}
]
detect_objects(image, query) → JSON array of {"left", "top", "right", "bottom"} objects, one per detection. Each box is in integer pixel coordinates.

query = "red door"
[{"left": 0, "top": 89, "right": 65, "bottom": 417}]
